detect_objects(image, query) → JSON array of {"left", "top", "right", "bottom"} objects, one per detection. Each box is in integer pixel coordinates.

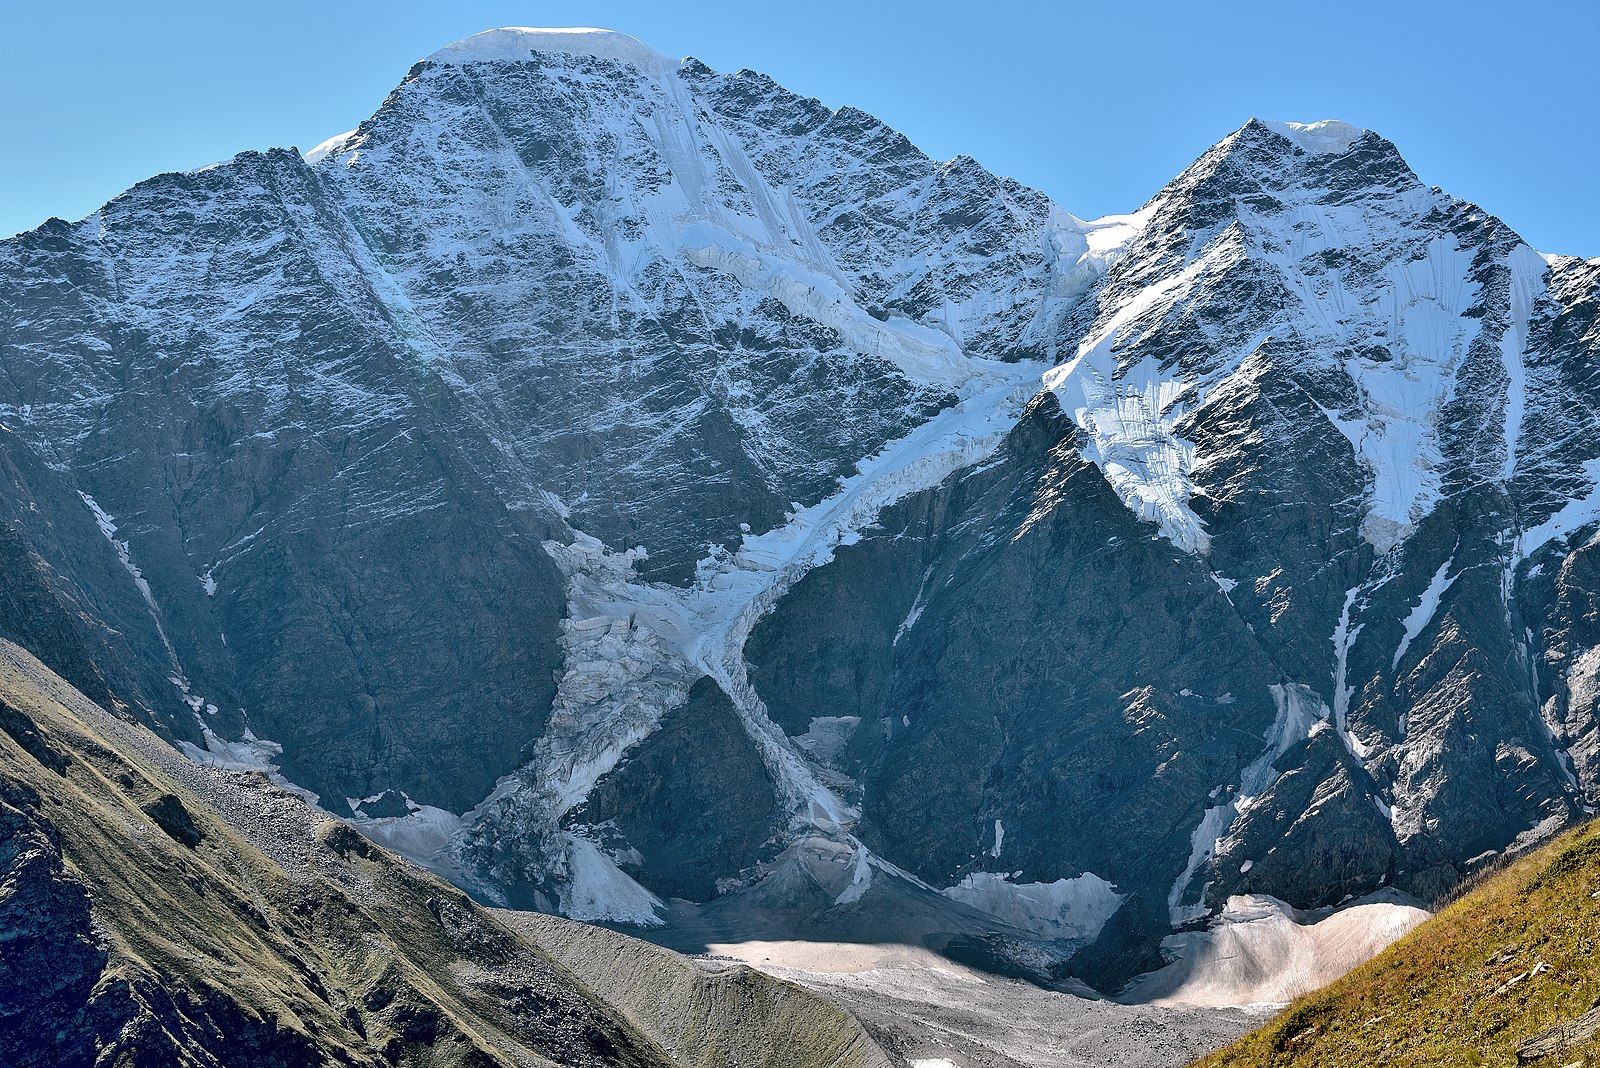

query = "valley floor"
[{"left": 675, "top": 939, "right": 1257, "bottom": 1068}]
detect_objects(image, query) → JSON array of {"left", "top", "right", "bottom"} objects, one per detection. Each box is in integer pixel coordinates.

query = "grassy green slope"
[
  {"left": 0, "top": 640, "right": 885, "bottom": 1068},
  {"left": 1193, "top": 819, "right": 1600, "bottom": 1067}
]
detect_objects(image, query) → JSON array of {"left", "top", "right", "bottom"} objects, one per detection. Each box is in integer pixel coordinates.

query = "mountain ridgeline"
[{"left": 2, "top": 27, "right": 1598, "bottom": 989}]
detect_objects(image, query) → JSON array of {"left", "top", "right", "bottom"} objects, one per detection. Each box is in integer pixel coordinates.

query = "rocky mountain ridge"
[
  {"left": 0, "top": 637, "right": 888, "bottom": 1066},
  {"left": 2, "top": 26, "right": 1598, "bottom": 988}
]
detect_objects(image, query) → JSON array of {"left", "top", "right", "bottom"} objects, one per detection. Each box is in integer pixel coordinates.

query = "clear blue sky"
[{"left": 2, "top": 1, "right": 1595, "bottom": 254}]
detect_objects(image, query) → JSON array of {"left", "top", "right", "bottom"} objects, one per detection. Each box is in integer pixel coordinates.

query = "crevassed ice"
[
  {"left": 1045, "top": 308, "right": 1212, "bottom": 555},
  {"left": 461, "top": 369, "right": 1042, "bottom": 924}
]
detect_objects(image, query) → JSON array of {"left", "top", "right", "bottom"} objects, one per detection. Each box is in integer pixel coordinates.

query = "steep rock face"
[
  {"left": 748, "top": 120, "right": 1600, "bottom": 979},
  {"left": 0, "top": 28, "right": 1100, "bottom": 825},
  {"left": 570, "top": 676, "right": 780, "bottom": 901},
  {"left": 0, "top": 785, "right": 109, "bottom": 1067},
  {"left": 0, "top": 150, "right": 573, "bottom": 813},
  {"left": 2, "top": 29, "right": 1600, "bottom": 987},
  {"left": 0, "top": 421, "right": 192, "bottom": 733},
  {"left": 1048, "top": 119, "right": 1600, "bottom": 912},
  {"left": 307, "top": 30, "right": 1087, "bottom": 578}
]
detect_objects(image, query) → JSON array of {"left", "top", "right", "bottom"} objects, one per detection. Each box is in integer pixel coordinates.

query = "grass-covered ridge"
[
  {"left": 0, "top": 640, "right": 886, "bottom": 1067},
  {"left": 1193, "top": 819, "right": 1600, "bottom": 1067}
]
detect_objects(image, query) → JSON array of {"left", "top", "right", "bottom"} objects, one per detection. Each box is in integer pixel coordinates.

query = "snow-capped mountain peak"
[
  {"left": 422, "top": 26, "right": 674, "bottom": 76},
  {"left": 1257, "top": 117, "right": 1369, "bottom": 154},
  {"left": 2, "top": 28, "right": 1598, "bottom": 994}
]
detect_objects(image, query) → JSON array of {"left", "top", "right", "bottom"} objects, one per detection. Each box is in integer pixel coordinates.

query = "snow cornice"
[
  {"left": 423, "top": 27, "right": 673, "bottom": 78},
  {"left": 1256, "top": 118, "right": 1369, "bottom": 155}
]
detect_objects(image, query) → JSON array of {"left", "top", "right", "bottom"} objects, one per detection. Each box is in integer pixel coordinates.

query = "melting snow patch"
[
  {"left": 351, "top": 805, "right": 466, "bottom": 879},
  {"left": 178, "top": 728, "right": 283, "bottom": 773},
  {"left": 1331, "top": 586, "right": 1371, "bottom": 759},
  {"left": 1127, "top": 893, "right": 1429, "bottom": 1008},
  {"left": 943, "top": 871, "right": 1124, "bottom": 942},
  {"left": 80, "top": 493, "right": 159, "bottom": 615},
  {"left": 562, "top": 834, "right": 665, "bottom": 926},
  {"left": 1169, "top": 684, "right": 1327, "bottom": 924},
  {"left": 834, "top": 846, "right": 873, "bottom": 905},
  {"left": 1567, "top": 646, "right": 1600, "bottom": 724}
]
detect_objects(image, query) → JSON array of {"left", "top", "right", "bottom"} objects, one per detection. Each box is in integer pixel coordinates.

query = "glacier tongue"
[{"left": 455, "top": 360, "right": 1046, "bottom": 921}]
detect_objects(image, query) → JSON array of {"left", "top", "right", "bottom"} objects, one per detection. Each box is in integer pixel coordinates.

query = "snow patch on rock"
[
  {"left": 1126, "top": 892, "right": 1429, "bottom": 1008},
  {"left": 1518, "top": 457, "right": 1600, "bottom": 559},
  {"left": 1169, "top": 684, "right": 1328, "bottom": 924},
  {"left": 943, "top": 871, "right": 1125, "bottom": 942},
  {"left": 80, "top": 493, "right": 161, "bottom": 626},
  {"left": 1331, "top": 585, "right": 1372, "bottom": 760},
  {"left": 1393, "top": 558, "right": 1457, "bottom": 670}
]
